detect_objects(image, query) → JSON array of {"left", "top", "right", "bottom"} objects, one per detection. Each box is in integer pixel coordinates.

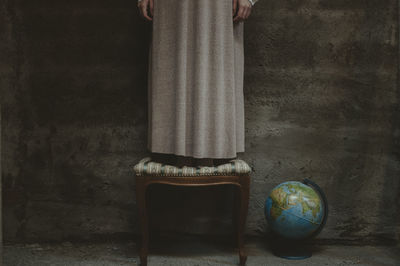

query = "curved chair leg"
[
  {"left": 233, "top": 186, "right": 240, "bottom": 248},
  {"left": 136, "top": 178, "right": 149, "bottom": 266},
  {"left": 135, "top": 174, "right": 250, "bottom": 266},
  {"left": 238, "top": 175, "right": 250, "bottom": 266}
]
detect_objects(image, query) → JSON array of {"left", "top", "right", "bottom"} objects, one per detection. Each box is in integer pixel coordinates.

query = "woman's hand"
[
  {"left": 138, "top": 0, "right": 154, "bottom": 21},
  {"left": 233, "top": 0, "right": 252, "bottom": 22}
]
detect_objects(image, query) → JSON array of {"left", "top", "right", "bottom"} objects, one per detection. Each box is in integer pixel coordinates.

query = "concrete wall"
[
  {"left": 1, "top": 0, "right": 399, "bottom": 244},
  {"left": 0, "top": 102, "right": 2, "bottom": 262}
]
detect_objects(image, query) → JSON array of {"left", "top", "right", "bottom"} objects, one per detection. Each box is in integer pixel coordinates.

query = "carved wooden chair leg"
[
  {"left": 232, "top": 185, "right": 240, "bottom": 248},
  {"left": 136, "top": 178, "right": 149, "bottom": 266},
  {"left": 238, "top": 175, "right": 250, "bottom": 266}
]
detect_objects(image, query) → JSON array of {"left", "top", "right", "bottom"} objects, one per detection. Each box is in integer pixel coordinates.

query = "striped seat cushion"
[{"left": 133, "top": 157, "right": 252, "bottom": 176}]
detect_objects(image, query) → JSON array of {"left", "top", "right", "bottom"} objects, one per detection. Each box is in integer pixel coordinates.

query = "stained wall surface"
[{"left": 1, "top": 0, "right": 399, "bottom": 244}]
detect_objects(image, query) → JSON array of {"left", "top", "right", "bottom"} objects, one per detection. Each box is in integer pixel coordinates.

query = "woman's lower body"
[{"left": 147, "top": 0, "right": 245, "bottom": 167}]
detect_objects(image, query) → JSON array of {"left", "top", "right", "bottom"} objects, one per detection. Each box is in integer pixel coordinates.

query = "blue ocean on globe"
[{"left": 265, "top": 181, "right": 325, "bottom": 239}]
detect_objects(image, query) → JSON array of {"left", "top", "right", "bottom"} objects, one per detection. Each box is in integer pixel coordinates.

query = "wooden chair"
[{"left": 133, "top": 157, "right": 252, "bottom": 266}]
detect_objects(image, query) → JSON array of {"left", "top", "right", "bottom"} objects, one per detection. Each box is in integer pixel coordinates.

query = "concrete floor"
[{"left": 3, "top": 237, "right": 400, "bottom": 266}]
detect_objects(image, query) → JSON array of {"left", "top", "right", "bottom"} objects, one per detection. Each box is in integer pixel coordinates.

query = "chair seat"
[{"left": 133, "top": 156, "right": 252, "bottom": 176}]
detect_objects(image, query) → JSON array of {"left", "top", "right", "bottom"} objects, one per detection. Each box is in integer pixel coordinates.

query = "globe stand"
[{"left": 270, "top": 236, "right": 312, "bottom": 260}]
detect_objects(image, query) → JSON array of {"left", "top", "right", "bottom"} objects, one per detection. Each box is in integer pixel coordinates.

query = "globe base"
[{"left": 270, "top": 238, "right": 312, "bottom": 260}]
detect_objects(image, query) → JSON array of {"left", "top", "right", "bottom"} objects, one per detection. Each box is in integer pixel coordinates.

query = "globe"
[{"left": 265, "top": 180, "right": 327, "bottom": 240}]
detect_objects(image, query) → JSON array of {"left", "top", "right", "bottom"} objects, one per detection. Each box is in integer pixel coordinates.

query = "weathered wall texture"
[{"left": 2, "top": 0, "right": 399, "bottom": 244}]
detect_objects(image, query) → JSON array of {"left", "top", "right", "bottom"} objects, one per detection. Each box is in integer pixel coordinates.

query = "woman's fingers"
[
  {"left": 232, "top": 0, "right": 238, "bottom": 16},
  {"left": 233, "top": 6, "right": 246, "bottom": 22},
  {"left": 149, "top": 0, "right": 154, "bottom": 17},
  {"left": 244, "top": 5, "right": 251, "bottom": 19},
  {"left": 233, "top": 0, "right": 251, "bottom": 22},
  {"left": 142, "top": 4, "right": 152, "bottom": 21},
  {"left": 138, "top": 0, "right": 152, "bottom": 21}
]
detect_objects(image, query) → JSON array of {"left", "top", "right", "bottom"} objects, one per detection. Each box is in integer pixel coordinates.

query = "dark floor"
[{"left": 3, "top": 237, "right": 400, "bottom": 266}]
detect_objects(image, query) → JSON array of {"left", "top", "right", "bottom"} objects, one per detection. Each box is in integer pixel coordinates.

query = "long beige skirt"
[{"left": 147, "top": 0, "right": 245, "bottom": 159}]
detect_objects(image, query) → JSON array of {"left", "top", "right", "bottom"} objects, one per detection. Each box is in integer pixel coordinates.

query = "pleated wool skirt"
[{"left": 147, "top": 0, "right": 245, "bottom": 159}]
